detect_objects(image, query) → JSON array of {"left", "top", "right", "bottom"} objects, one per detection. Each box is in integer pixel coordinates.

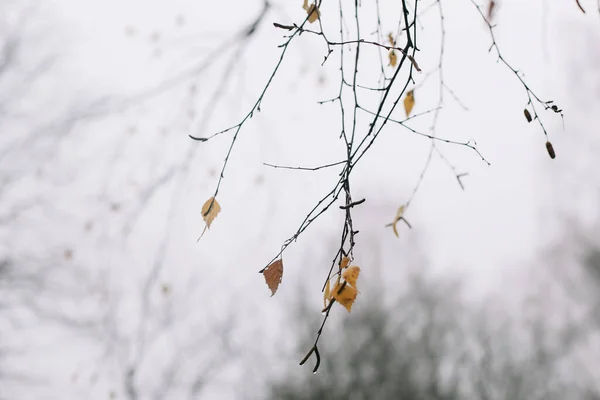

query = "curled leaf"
[
  {"left": 342, "top": 266, "right": 360, "bottom": 289},
  {"left": 303, "top": 0, "right": 320, "bottom": 23},
  {"left": 388, "top": 32, "right": 395, "bottom": 46},
  {"left": 404, "top": 90, "right": 415, "bottom": 117},
  {"left": 333, "top": 282, "right": 358, "bottom": 312},
  {"left": 307, "top": 4, "right": 320, "bottom": 23},
  {"left": 391, "top": 205, "right": 406, "bottom": 238},
  {"left": 340, "top": 256, "right": 351, "bottom": 270},
  {"left": 524, "top": 109, "right": 532, "bottom": 123},
  {"left": 263, "top": 259, "right": 284, "bottom": 296}
]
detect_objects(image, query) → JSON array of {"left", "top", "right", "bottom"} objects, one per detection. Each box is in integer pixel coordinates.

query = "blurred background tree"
[{"left": 267, "top": 253, "right": 600, "bottom": 400}]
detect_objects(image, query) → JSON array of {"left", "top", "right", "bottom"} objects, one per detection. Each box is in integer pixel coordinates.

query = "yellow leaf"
[
  {"left": 342, "top": 266, "right": 360, "bottom": 289},
  {"left": 263, "top": 259, "right": 283, "bottom": 296},
  {"left": 388, "top": 50, "right": 397, "bottom": 67},
  {"left": 392, "top": 205, "right": 405, "bottom": 238},
  {"left": 201, "top": 197, "right": 221, "bottom": 228},
  {"left": 302, "top": 0, "right": 309, "bottom": 10},
  {"left": 333, "top": 282, "right": 358, "bottom": 313},
  {"left": 306, "top": 3, "right": 320, "bottom": 23},
  {"left": 198, "top": 197, "right": 221, "bottom": 240},
  {"left": 404, "top": 90, "right": 415, "bottom": 117},
  {"left": 340, "top": 256, "right": 351, "bottom": 270},
  {"left": 388, "top": 32, "right": 395, "bottom": 46}
]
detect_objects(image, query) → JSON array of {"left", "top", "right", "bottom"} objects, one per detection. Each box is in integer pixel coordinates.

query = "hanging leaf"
[
  {"left": 263, "top": 259, "right": 284, "bottom": 296},
  {"left": 403, "top": 90, "right": 415, "bottom": 117},
  {"left": 307, "top": 4, "right": 320, "bottom": 23},
  {"left": 332, "top": 282, "right": 358, "bottom": 312},
  {"left": 391, "top": 205, "right": 406, "bottom": 238},
  {"left": 331, "top": 262, "right": 360, "bottom": 312},
  {"left": 342, "top": 266, "right": 360, "bottom": 289},
  {"left": 389, "top": 49, "right": 397, "bottom": 67},
  {"left": 340, "top": 256, "right": 351, "bottom": 270},
  {"left": 202, "top": 197, "right": 221, "bottom": 228},
  {"left": 388, "top": 32, "right": 395, "bottom": 46},
  {"left": 198, "top": 197, "right": 221, "bottom": 240},
  {"left": 524, "top": 109, "right": 532, "bottom": 123},
  {"left": 303, "top": 0, "right": 320, "bottom": 23}
]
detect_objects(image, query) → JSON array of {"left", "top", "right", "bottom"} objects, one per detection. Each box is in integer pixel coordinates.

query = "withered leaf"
[
  {"left": 391, "top": 205, "right": 406, "bottom": 238},
  {"left": 340, "top": 256, "right": 351, "bottom": 270},
  {"left": 524, "top": 109, "right": 532, "bottom": 123},
  {"left": 201, "top": 197, "right": 221, "bottom": 228},
  {"left": 263, "top": 259, "right": 283, "bottom": 296},
  {"left": 198, "top": 197, "right": 221, "bottom": 240},
  {"left": 342, "top": 266, "right": 360, "bottom": 289},
  {"left": 332, "top": 282, "right": 358, "bottom": 312},
  {"left": 389, "top": 49, "right": 397, "bottom": 67},
  {"left": 404, "top": 90, "right": 415, "bottom": 117},
  {"left": 307, "top": 4, "right": 320, "bottom": 23}
]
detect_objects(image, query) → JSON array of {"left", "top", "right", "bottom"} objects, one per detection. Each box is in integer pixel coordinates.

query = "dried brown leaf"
[
  {"left": 307, "top": 4, "right": 320, "bottom": 23},
  {"left": 263, "top": 259, "right": 283, "bottom": 296}
]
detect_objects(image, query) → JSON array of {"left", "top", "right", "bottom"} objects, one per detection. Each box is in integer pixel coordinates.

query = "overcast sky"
[{"left": 1, "top": 0, "right": 599, "bottom": 398}]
